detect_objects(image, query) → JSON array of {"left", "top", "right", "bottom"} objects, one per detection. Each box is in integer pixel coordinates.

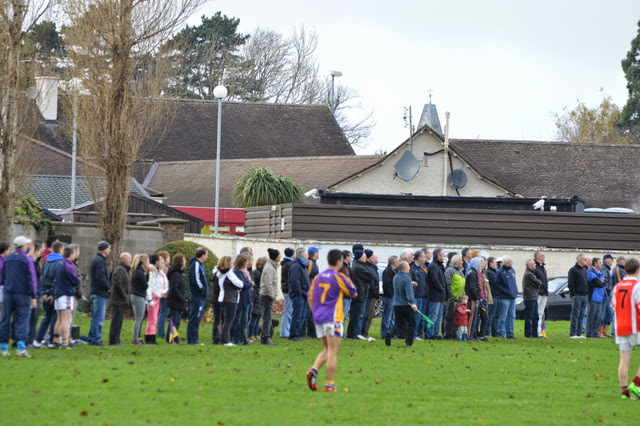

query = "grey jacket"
[
  {"left": 523, "top": 268, "right": 542, "bottom": 302},
  {"left": 260, "top": 259, "right": 280, "bottom": 299}
]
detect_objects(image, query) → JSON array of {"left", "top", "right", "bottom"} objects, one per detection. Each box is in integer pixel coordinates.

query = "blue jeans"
[
  {"left": 156, "top": 298, "right": 169, "bottom": 338},
  {"left": 0, "top": 293, "right": 31, "bottom": 351},
  {"left": 426, "top": 300, "right": 444, "bottom": 338},
  {"left": 359, "top": 298, "right": 370, "bottom": 336},
  {"left": 343, "top": 298, "right": 352, "bottom": 323},
  {"left": 570, "top": 295, "right": 588, "bottom": 337},
  {"left": 523, "top": 300, "right": 539, "bottom": 338},
  {"left": 36, "top": 298, "right": 57, "bottom": 343},
  {"left": 88, "top": 295, "right": 107, "bottom": 344},
  {"left": 347, "top": 300, "right": 364, "bottom": 338},
  {"left": 496, "top": 298, "right": 515, "bottom": 337},
  {"left": 289, "top": 296, "right": 306, "bottom": 339},
  {"left": 280, "top": 293, "right": 293, "bottom": 337},
  {"left": 381, "top": 297, "right": 395, "bottom": 338},
  {"left": 414, "top": 297, "right": 428, "bottom": 338},
  {"left": 601, "top": 293, "right": 613, "bottom": 326},
  {"left": 232, "top": 303, "right": 250, "bottom": 343},
  {"left": 248, "top": 313, "right": 261, "bottom": 337},
  {"left": 187, "top": 296, "right": 206, "bottom": 344},
  {"left": 586, "top": 301, "right": 602, "bottom": 337},
  {"left": 486, "top": 301, "right": 498, "bottom": 337}
]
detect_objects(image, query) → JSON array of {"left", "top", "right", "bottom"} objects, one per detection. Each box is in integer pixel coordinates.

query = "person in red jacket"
[{"left": 454, "top": 294, "right": 471, "bottom": 341}]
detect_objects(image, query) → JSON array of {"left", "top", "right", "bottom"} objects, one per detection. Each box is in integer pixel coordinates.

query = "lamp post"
[
  {"left": 213, "top": 84, "right": 227, "bottom": 235},
  {"left": 330, "top": 70, "right": 342, "bottom": 113}
]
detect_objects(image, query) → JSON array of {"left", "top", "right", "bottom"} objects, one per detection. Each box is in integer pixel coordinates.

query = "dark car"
[{"left": 515, "top": 277, "right": 572, "bottom": 321}]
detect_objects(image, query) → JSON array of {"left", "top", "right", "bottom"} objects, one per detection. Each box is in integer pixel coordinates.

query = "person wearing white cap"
[{"left": 0, "top": 236, "right": 38, "bottom": 357}]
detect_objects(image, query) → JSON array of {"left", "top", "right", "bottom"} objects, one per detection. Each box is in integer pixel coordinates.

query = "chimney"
[{"left": 35, "top": 76, "right": 59, "bottom": 123}]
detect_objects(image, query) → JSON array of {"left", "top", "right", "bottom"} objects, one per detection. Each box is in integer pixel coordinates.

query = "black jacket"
[
  {"left": 427, "top": 259, "right": 447, "bottom": 302},
  {"left": 280, "top": 258, "right": 293, "bottom": 294},
  {"left": 130, "top": 265, "right": 149, "bottom": 298},
  {"left": 89, "top": 253, "right": 111, "bottom": 298},
  {"left": 568, "top": 264, "right": 588, "bottom": 297},
  {"left": 485, "top": 267, "right": 498, "bottom": 299},
  {"left": 350, "top": 260, "right": 374, "bottom": 302},
  {"left": 465, "top": 267, "right": 481, "bottom": 301},
  {"left": 534, "top": 261, "right": 549, "bottom": 296},
  {"left": 365, "top": 261, "right": 380, "bottom": 299},
  {"left": 166, "top": 266, "right": 186, "bottom": 311},
  {"left": 382, "top": 264, "right": 396, "bottom": 298},
  {"left": 288, "top": 258, "right": 312, "bottom": 299},
  {"left": 523, "top": 268, "right": 542, "bottom": 301},
  {"left": 110, "top": 263, "right": 130, "bottom": 306}
]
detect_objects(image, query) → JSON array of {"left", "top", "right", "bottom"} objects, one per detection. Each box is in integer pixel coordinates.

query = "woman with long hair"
[
  {"left": 212, "top": 256, "right": 231, "bottom": 344},
  {"left": 166, "top": 254, "right": 186, "bottom": 344},
  {"left": 145, "top": 254, "right": 167, "bottom": 344},
  {"left": 130, "top": 254, "right": 150, "bottom": 345},
  {"left": 218, "top": 255, "right": 250, "bottom": 346}
]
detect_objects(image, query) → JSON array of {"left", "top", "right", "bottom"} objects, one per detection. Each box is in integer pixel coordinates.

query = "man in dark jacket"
[
  {"left": 411, "top": 250, "right": 429, "bottom": 340},
  {"left": 522, "top": 259, "right": 541, "bottom": 338},
  {"left": 88, "top": 241, "right": 111, "bottom": 346},
  {"left": 381, "top": 255, "right": 398, "bottom": 339},
  {"left": 568, "top": 254, "right": 589, "bottom": 338},
  {"left": 495, "top": 256, "right": 518, "bottom": 339},
  {"left": 279, "top": 247, "right": 295, "bottom": 338},
  {"left": 362, "top": 250, "right": 380, "bottom": 340},
  {"left": 533, "top": 251, "right": 548, "bottom": 337},
  {"left": 108, "top": 252, "right": 131, "bottom": 346},
  {"left": 347, "top": 250, "right": 373, "bottom": 339},
  {"left": 303, "top": 247, "right": 320, "bottom": 338},
  {"left": 426, "top": 248, "right": 447, "bottom": 339},
  {"left": 35, "top": 242, "right": 64, "bottom": 347},
  {"left": 288, "top": 248, "right": 311, "bottom": 341},
  {"left": 187, "top": 247, "right": 209, "bottom": 345},
  {"left": 0, "top": 236, "right": 38, "bottom": 357},
  {"left": 485, "top": 257, "right": 499, "bottom": 337}
]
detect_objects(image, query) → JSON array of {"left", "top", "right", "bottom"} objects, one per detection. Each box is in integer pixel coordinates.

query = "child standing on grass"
[
  {"left": 306, "top": 249, "right": 358, "bottom": 392},
  {"left": 454, "top": 294, "right": 470, "bottom": 341},
  {"left": 611, "top": 257, "right": 640, "bottom": 399}
]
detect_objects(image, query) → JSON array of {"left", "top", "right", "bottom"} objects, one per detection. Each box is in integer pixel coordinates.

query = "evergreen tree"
[
  {"left": 619, "top": 20, "right": 640, "bottom": 131},
  {"left": 232, "top": 167, "right": 305, "bottom": 208}
]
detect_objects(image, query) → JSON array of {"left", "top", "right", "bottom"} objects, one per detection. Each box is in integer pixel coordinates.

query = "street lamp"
[
  {"left": 330, "top": 70, "right": 342, "bottom": 113},
  {"left": 213, "top": 84, "right": 227, "bottom": 235}
]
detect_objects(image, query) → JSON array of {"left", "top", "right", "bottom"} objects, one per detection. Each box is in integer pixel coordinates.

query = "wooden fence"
[{"left": 245, "top": 204, "right": 640, "bottom": 251}]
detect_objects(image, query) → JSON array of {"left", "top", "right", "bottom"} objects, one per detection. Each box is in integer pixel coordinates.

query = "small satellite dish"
[
  {"left": 25, "top": 87, "right": 38, "bottom": 100},
  {"left": 447, "top": 169, "right": 468, "bottom": 189},
  {"left": 394, "top": 150, "right": 421, "bottom": 181}
]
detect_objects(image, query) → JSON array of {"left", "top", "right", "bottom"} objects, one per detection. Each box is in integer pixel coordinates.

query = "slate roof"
[
  {"left": 22, "top": 137, "right": 103, "bottom": 175},
  {"left": 20, "top": 175, "right": 150, "bottom": 210},
  {"left": 35, "top": 99, "right": 355, "bottom": 162},
  {"left": 449, "top": 139, "right": 640, "bottom": 210},
  {"left": 417, "top": 103, "right": 443, "bottom": 136},
  {"left": 147, "top": 155, "right": 383, "bottom": 208}
]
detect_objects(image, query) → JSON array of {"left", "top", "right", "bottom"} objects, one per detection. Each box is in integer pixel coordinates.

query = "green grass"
[{"left": 0, "top": 316, "right": 637, "bottom": 424}]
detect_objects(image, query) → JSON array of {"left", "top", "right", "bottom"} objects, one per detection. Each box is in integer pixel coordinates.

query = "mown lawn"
[{"left": 0, "top": 315, "right": 636, "bottom": 424}]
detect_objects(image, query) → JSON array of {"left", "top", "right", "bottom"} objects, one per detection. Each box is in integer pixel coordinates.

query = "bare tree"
[
  {"left": 0, "top": 0, "right": 54, "bottom": 241},
  {"left": 328, "top": 80, "right": 375, "bottom": 148},
  {"left": 61, "top": 0, "right": 205, "bottom": 259}
]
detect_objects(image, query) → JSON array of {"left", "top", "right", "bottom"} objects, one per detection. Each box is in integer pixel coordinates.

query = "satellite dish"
[
  {"left": 394, "top": 150, "right": 421, "bottom": 181},
  {"left": 25, "top": 87, "right": 38, "bottom": 100},
  {"left": 447, "top": 169, "right": 468, "bottom": 189}
]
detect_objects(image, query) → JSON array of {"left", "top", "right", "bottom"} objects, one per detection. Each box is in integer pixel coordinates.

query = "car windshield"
[{"left": 548, "top": 277, "right": 567, "bottom": 293}]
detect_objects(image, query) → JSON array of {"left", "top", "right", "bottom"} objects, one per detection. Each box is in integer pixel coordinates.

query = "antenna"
[{"left": 403, "top": 106, "right": 415, "bottom": 152}]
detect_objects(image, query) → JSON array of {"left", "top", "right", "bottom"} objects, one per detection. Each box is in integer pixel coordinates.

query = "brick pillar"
[{"left": 155, "top": 218, "right": 189, "bottom": 245}]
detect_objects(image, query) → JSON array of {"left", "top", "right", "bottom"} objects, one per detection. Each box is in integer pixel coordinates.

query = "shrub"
[{"left": 156, "top": 240, "right": 219, "bottom": 318}]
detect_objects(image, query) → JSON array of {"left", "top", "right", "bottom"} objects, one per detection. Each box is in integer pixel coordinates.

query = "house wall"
[
  {"left": 186, "top": 234, "right": 639, "bottom": 296},
  {"left": 331, "top": 130, "right": 509, "bottom": 197}
]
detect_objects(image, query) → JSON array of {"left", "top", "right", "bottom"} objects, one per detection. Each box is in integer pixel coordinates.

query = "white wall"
[
  {"left": 331, "top": 129, "right": 509, "bottom": 197},
  {"left": 186, "top": 234, "right": 640, "bottom": 297}
]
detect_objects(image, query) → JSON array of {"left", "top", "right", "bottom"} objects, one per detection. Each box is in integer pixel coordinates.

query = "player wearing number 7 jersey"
[
  {"left": 610, "top": 257, "right": 640, "bottom": 399},
  {"left": 306, "top": 249, "right": 358, "bottom": 392}
]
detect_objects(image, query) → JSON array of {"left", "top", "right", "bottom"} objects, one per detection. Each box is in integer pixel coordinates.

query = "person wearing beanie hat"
[
  {"left": 353, "top": 250, "right": 365, "bottom": 261},
  {"left": 280, "top": 248, "right": 296, "bottom": 338},
  {"left": 365, "top": 249, "right": 374, "bottom": 259},
  {"left": 88, "top": 241, "right": 112, "bottom": 346},
  {"left": 347, "top": 249, "right": 375, "bottom": 340},
  {"left": 260, "top": 249, "right": 281, "bottom": 345},
  {"left": 352, "top": 243, "right": 364, "bottom": 253}
]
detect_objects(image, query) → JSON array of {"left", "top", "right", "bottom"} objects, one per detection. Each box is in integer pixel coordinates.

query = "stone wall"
[{"left": 155, "top": 218, "right": 188, "bottom": 245}]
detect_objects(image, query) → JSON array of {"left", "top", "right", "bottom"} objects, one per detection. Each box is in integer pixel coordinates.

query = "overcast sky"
[{"left": 192, "top": 0, "right": 639, "bottom": 154}]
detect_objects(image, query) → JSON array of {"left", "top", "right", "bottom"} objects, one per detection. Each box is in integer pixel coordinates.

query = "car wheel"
[{"left": 374, "top": 298, "right": 384, "bottom": 318}]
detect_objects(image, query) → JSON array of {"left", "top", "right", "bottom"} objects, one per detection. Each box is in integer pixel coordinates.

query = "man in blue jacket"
[
  {"left": 187, "top": 247, "right": 209, "bottom": 345},
  {"left": 0, "top": 236, "right": 38, "bottom": 357},
  {"left": 288, "top": 247, "right": 311, "bottom": 341},
  {"left": 494, "top": 256, "right": 518, "bottom": 339},
  {"left": 88, "top": 241, "right": 111, "bottom": 346},
  {"left": 586, "top": 258, "right": 605, "bottom": 338},
  {"left": 388, "top": 261, "right": 419, "bottom": 347},
  {"left": 410, "top": 250, "right": 429, "bottom": 340}
]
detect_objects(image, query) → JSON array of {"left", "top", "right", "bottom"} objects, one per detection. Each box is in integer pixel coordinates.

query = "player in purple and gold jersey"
[{"left": 306, "top": 249, "right": 358, "bottom": 392}]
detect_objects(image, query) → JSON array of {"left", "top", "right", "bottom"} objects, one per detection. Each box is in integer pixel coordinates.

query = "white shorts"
[
  {"left": 616, "top": 334, "right": 640, "bottom": 351},
  {"left": 54, "top": 295, "right": 76, "bottom": 311},
  {"left": 315, "top": 322, "right": 344, "bottom": 338}
]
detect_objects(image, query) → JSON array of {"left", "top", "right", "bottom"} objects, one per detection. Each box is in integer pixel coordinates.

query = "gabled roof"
[
  {"left": 20, "top": 175, "right": 150, "bottom": 210},
  {"left": 450, "top": 139, "right": 640, "bottom": 209},
  {"left": 147, "top": 155, "right": 383, "bottom": 208},
  {"left": 35, "top": 99, "right": 355, "bottom": 162}
]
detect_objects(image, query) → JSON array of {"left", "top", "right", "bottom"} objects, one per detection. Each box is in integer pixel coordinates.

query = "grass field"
[{"left": 0, "top": 315, "right": 636, "bottom": 424}]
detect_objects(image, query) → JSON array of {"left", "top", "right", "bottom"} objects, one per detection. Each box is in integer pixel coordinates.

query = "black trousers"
[
  {"left": 260, "top": 295, "right": 274, "bottom": 343},
  {"left": 109, "top": 304, "right": 125, "bottom": 345},
  {"left": 212, "top": 301, "right": 222, "bottom": 344},
  {"left": 394, "top": 305, "right": 416, "bottom": 346},
  {"left": 167, "top": 309, "right": 182, "bottom": 343},
  {"left": 35, "top": 298, "right": 56, "bottom": 343},
  {"left": 442, "top": 300, "right": 456, "bottom": 338},
  {"left": 220, "top": 302, "right": 237, "bottom": 344},
  {"left": 347, "top": 300, "right": 364, "bottom": 338}
]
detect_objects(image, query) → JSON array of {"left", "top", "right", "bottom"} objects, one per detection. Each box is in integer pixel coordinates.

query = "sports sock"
[
  {"left": 53, "top": 334, "right": 60, "bottom": 343},
  {"left": 16, "top": 341, "right": 26, "bottom": 351},
  {"left": 62, "top": 339, "right": 68, "bottom": 346},
  {"left": 622, "top": 386, "right": 631, "bottom": 398},
  {"left": 633, "top": 376, "right": 640, "bottom": 387},
  {"left": 325, "top": 380, "right": 335, "bottom": 389},
  {"left": 0, "top": 343, "right": 7, "bottom": 352},
  {"left": 310, "top": 367, "right": 318, "bottom": 374}
]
